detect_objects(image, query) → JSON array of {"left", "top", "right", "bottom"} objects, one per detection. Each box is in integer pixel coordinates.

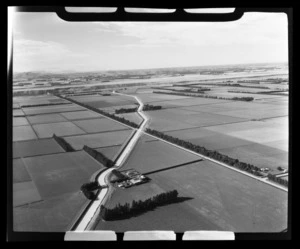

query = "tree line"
[
  {"left": 115, "top": 107, "right": 138, "bottom": 114},
  {"left": 55, "top": 94, "right": 139, "bottom": 128},
  {"left": 153, "top": 91, "right": 254, "bottom": 102},
  {"left": 267, "top": 174, "right": 288, "bottom": 187},
  {"left": 80, "top": 181, "right": 100, "bottom": 200},
  {"left": 170, "top": 89, "right": 206, "bottom": 94},
  {"left": 52, "top": 134, "right": 75, "bottom": 152},
  {"left": 83, "top": 145, "right": 114, "bottom": 168},
  {"left": 146, "top": 128, "right": 265, "bottom": 178},
  {"left": 228, "top": 90, "right": 287, "bottom": 96},
  {"left": 142, "top": 104, "right": 162, "bottom": 111},
  {"left": 21, "top": 102, "right": 70, "bottom": 108},
  {"left": 99, "top": 190, "right": 179, "bottom": 220},
  {"left": 211, "top": 83, "right": 269, "bottom": 89},
  {"left": 110, "top": 169, "right": 128, "bottom": 183}
]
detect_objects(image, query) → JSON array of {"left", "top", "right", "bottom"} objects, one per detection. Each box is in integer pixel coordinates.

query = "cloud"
[
  {"left": 105, "top": 13, "right": 287, "bottom": 49},
  {"left": 13, "top": 39, "right": 88, "bottom": 72}
]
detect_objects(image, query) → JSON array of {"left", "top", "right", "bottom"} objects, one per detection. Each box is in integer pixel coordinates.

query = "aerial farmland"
[{"left": 11, "top": 63, "right": 289, "bottom": 233}]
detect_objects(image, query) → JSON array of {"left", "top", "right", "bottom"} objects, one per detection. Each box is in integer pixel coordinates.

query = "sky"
[{"left": 12, "top": 10, "right": 288, "bottom": 72}]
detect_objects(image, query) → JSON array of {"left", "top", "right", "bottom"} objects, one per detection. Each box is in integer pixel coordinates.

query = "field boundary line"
[
  {"left": 27, "top": 123, "right": 39, "bottom": 141},
  {"left": 58, "top": 128, "right": 132, "bottom": 139},
  {"left": 142, "top": 131, "right": 288, "bottom": 192},
  {"left": 23, "top": 108, "right": 87, "bottom": 116},
  {"left": 162, "top": 119, "right": 252, "bottom": 133},
  {"left": 164, "top": 100, "right": 233, "bottom": 110},
  {"left": 144, "top": 159, "right": 204, "bottom": 176}
]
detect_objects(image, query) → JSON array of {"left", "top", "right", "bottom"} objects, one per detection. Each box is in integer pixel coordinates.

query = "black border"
[{"left": 7, "top": 3, "right": 293, "bottom": 243}]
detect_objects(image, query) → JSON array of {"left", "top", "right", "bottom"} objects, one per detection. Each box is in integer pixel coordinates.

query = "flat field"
[
  {"left": 13, "top": 125, "right": 37, "bottom": 142},
  {"left": 13, "top": 150, "right": 106, "bottom": 231},
  {"left": 27, "top": 113, "right": 68, "bottom": 124},
  {"left": 22, "top": 104, "right": 85, "bottom": 116},
  {"left": 22, "top": 151, "right": 104, "bottom": 199},
  {"left": 121, "top": 135, "right": 201, "bottom": 174},
  {"left": 13, "top": 158, "right": 32, "bottom": 183},
  {"left": 32, "top": 121, "right": 86, "bottom": 138},
  {"left": 115, "top": 113, "right": 143, "bottom": 125},
  {"left": 70, "top": 95, "right": 136, "bottom": 108},
  {"left": 133, "top": 92, "right": 192, "bottom": 104},
  {"left": 13, "top": 109, "right": 25, "bottom": 117},
  {"left": 13, "top": 191, "right": 87, "bottom": 231},
  {"left": 13, "top": 95, "right": 69, "bottom": 106},
  {"left": 97, "top": 160, "right": 287, "bottom": 232},
  {"left": 165, "top": 117, "right": 288, "bottom": 171},
  {"left": 13, "top": 138, "right": 65, "bottom": 158},
  {"left": 13, "top": 181, "right": 42, "bottom": 207},
  {"left": 64, "top": 129, "right": 134, "bottom": 150},
  {"left": 146, "top": 108, "right": 247, "bottom": 132},
  {"left": 60, "top": 110, "right": 103, "bottom": 120},
  {"left": 13, "top": 117, "right": 29, "bottom": 126},
  {"left": 73, "top": 118, "right": 129, "bottom": 133},
  {"left": 95, "top": 145, "right": 122, "bottom": 160}
]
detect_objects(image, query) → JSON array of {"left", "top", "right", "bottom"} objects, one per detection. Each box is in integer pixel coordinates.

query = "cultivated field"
[
  {"left": 13, "top": 151, "right": 105, "bottom": 231},
  {"left": 27, "top": 113, "right": 68, "bottom": 124},
  {"left": 13, "top": 117, "right": 29, "bottom": 126},
  {"left": 11, "top": 68, "right": 289, "bottom": 232},
  {"left": 13, "top": 138, "right": 65, "bottom": 158},
  {"left": 13, "top": 95, "right": 70, "bottom": 106},
  {"left": 73, "top": 118, "right": 129, "bottom": 133},
  {"left": 96, "top": 145, "right": 122, "bottom": 160},
  {"left": 97, "top": 160, "right": 287, "bottom": 232},
  {"left": 13, "top": 125, "right": 37, "bottom": 141},
  {"left": 60, "top": 110, "right": 103, "bottom": 120},
  {"left": 115, "top": 113, "right": 143, "bottom": 126},
  {"left": 22, "top": 104, "right": 85, "bottom": 116},
  {"left": 32, "top": 121, "right": 86, "bottom": 138},
  {"left": 64, "top": 129, "right": 134, "bottom": 150},
  {"left": 120, "top": 134, "right": 201, "bottom": 174},
  {"left": 70, "top": 94, "right": 137, "bottom": 109},
  {"left": 13, "top": 109, "right": 25, "bottom": 117},
  {"left": 12, "top": 94, "right": 136, "bottom": 231}
]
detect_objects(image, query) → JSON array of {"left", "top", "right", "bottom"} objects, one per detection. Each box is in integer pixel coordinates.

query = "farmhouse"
[{"left": 117, "top": 169, "right": 150, "bottom": 188}]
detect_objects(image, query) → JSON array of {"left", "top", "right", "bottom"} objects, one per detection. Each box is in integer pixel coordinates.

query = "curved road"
[{"left": 75, "top": 91, "right": 148, "bottom": 231}]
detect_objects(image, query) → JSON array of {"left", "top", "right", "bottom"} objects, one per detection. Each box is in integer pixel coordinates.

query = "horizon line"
[{"left": 13, "top": 61, "right": 288, "bottom": 74}]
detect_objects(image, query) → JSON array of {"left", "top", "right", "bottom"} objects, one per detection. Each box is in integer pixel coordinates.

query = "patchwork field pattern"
[
  {"left": 13, "top": 150, "right": 106, "bottom": 231},
  {"left": 13, "top": 125, "right": 38, "bottom": 142},
  {"left": 95, "top": 145, "right": 122, "bottom": 160},
  {"left": 121, "top": 134, "right": 200, "bottom": 174},
  {"left": 115, "top": 113, "right": 143, "bottom": 126},
  {"left": 32, "top": 122, "right": 86, "bottom": 138},
  {"left": 13, "top": 159, "right": 32, "bottom": 183},
  {"left": 64, "top": 129, "right": 134, "bottom": 150},
  {"left": 11, "top": 73, "right": 288, "bottom": 232},
  {"left": 70, "top": 95, "right": 137, "bottom": 108},
  {"left": 146, "top": 108, "right": 247, "bottom": 132},
  {"left": 22, "top": 151, "right": 104, "bottom": 199},
  {"left": 60, "top": 110, "right": 103, "bottom": 120},
  {"left": 27, "top": 113, "right": 68, "bottom": 125},
  {"left": 97, "top": 160, "right": 287, "bottom": 232},
  {"left": 73, "top": 118, "right": 129, "bottom": 133},
  {"left": 22, "top": 104, "right": 85, "bottom": 116},
  {"left": 13, "top": 138, "right": 65, "bottom": 158},
  {"left": 13, "top": 117, "right": 29, "bottom": 126},
  {"left": 13, "top": 109, "right": 25, "bottom": 117},
  {"left": 13, "top": 181, "right": 42, "bottom": 207}
]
